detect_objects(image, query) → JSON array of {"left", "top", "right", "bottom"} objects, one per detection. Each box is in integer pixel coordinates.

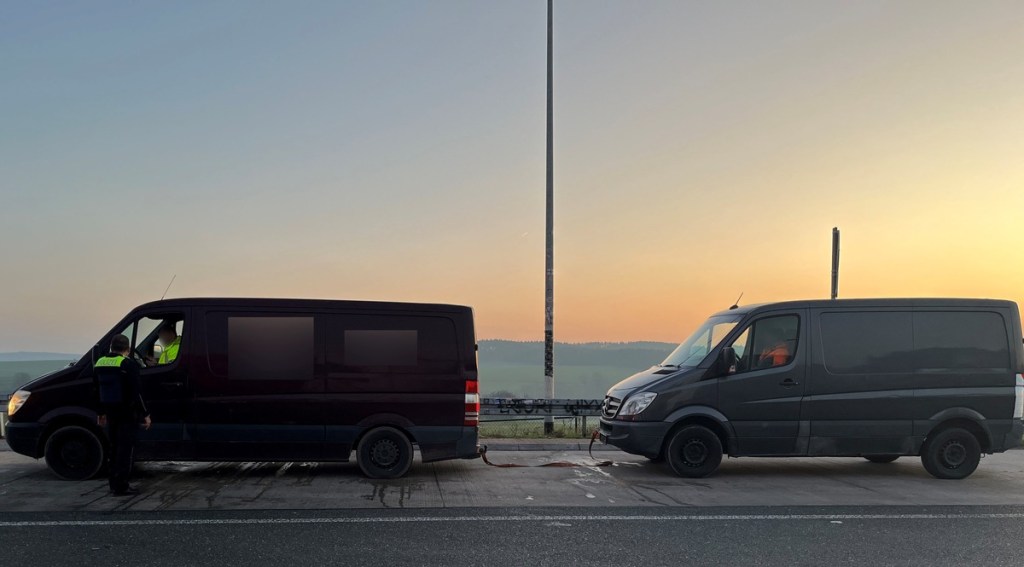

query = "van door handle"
[{"left": 779, "top": 378, "right": 799, "bottom": 387}]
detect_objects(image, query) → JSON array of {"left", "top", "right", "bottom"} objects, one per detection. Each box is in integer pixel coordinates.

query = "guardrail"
[
  {"left": 480, "top": 398, "right": 603, "bottom": 417},
  {"left": 480, "top": 398, "right": 604, "bottom": 435}
]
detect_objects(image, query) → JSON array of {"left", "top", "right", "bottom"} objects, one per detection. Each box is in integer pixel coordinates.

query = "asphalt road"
[
  {"left": 2, "top": 447, "right": 1024, "bottom": 565},
  {"left": 1, "top": 506, "right": 1022, "bottom": 566}
]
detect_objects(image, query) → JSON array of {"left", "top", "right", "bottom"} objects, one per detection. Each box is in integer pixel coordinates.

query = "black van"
[
  {"left": 599, "top": 299, "right": 1024, "bottom": 479},
  {"left": 5, "top": 298, "right": 481, "bottom": 480}
]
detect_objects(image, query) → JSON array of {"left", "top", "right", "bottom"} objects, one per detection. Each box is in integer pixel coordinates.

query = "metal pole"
[
  {"left": 831, "top": 227, "right": 840, "bottom": 300},
  {"left": 544, "top": 0, "right": 555, "bottom": 434}
]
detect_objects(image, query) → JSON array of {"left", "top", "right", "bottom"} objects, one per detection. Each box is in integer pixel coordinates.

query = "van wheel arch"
[
  {"left": 40, "top": 415, "right": 109, "bottom": 457},
  {"left": 43, "top": 421, "right": 108, "bottom": 481},
  {"left": 662, "top": 416, "right": 731, "bottom": 459},
  {"left": 925, "top": 419, "right": 990, "bottom": 453},
  {"left": 353, "top": 423, "right": 416, "bottom": 449}
]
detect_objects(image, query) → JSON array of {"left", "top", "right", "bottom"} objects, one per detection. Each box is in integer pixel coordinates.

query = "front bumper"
[
  {"left": 599, "top": 418, "right": 671, "bottom": 459},
  {"left": 4, "top": 421, "right": 45, "bottom": 458}
]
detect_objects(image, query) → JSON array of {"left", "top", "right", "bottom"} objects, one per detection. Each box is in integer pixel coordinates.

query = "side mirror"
[{"left": 719, "top": 347, "right": 738, "bottom": 376}]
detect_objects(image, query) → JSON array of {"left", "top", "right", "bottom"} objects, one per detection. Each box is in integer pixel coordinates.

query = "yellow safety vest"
[{"left": 159, "top": 337, "right": 181, "bottom": 364}]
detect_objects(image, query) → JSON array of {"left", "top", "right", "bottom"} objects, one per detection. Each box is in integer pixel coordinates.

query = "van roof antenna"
[
  {"left": 160, "top": 274, "right": 177, "bottom": 301},
  {"left": 729, "top": 292, "right": 744, "bottom": 310}
]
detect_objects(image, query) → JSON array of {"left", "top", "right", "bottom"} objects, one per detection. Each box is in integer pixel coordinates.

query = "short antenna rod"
[
  {"left": 729, "top": 292, "right": 744, "bottom": 310},
  {"left": 160, "top": 274, "right": 177, "bottom": 301}
]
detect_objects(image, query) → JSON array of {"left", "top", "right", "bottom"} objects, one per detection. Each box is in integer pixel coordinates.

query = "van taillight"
[
  {"left": 465, "top": 380, "right": 480, "bottom": 427},
  {"left": 1014, "top": 374, "right": 1023, "bottom": 420}
]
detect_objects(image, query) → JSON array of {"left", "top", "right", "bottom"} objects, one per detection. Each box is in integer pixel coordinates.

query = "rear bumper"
[
  {"left": 410, "top": 426, "right": 479, "bottom": 462},
  {"left": 4, "top": 422, "right": 45, "bottom": 458},
  {"left": 599, "top": 418, "right": 671, "bottom": 459},
  {"left": 1003, "top": 420, "right": 1024, "bottom": 450}
]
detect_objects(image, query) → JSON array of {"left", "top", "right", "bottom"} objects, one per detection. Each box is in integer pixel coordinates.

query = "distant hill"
[
  {"left": 0, "top": 352, "right": 80, "bottom": 362},
  {"left": 477, "top": 340, "right": 677, "bottom": 399}
]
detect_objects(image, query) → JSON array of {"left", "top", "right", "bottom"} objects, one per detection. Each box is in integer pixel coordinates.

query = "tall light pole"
[
  {"left": 543, "top": 0, "right": 555, "bottom": 434},
  {"left": 831, "top": 227, "right": 840, "bottom": 300}
]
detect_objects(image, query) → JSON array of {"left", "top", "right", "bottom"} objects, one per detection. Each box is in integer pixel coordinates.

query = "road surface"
[{"left": 2, "top": 446, "right": 1022, "bottom": 565}]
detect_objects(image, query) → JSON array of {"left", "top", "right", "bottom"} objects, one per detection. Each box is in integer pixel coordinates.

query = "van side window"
[
  {"left": 820, "top": 312, "right": 913, "bottom": 374},
  {"left": 206, "top": 313, "right": 315, "bottom": 380},
  {"left": 115, "top": 312, "right": 185, "bottom": 369},
  {"left": 326, "top": 315, "right": 458, "bottom": 375},
  {"left": 730, "top": 315, "right": 799, "bottom": 373},
  {"left": 913, "top": 311, "right": 1009, "bottom": 370}
]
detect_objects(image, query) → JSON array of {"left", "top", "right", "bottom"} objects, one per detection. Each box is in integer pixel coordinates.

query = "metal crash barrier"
[{"left": 480, "top": 398, "right": 603, "bottom": 436}]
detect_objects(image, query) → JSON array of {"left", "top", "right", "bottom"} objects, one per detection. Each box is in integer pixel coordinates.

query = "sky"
[{"left": 2, "top": 1, "right": 1023, "bottom": 353}]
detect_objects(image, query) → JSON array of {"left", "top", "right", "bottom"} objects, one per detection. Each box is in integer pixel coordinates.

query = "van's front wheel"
[
  {"left": 665, "top": 425, "right": 723, "bottom": 478},
  {"left": 921, "top": 427, "right": 981, "bottom": 480},
  {"left": 357, "top": 427, "right": 414, "bottom": 479},
  {"left": 44, "top": 425, "right": 105, "bottom": 481}
]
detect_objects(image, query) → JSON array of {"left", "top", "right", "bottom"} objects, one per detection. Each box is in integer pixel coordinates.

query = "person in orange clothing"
[{"left": 757, "top": 328, "right": 791, "bottom": 368}]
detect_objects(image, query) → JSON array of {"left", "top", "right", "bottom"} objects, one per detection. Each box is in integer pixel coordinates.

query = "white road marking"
[{"left": 2, "top": 513, "right": 1023, "bottom": 528}]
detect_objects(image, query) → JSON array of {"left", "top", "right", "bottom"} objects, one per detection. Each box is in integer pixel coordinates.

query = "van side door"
[
  {"left": 717, "top": 310, "right": 807, "bottom": 456},
  {"left": 113, "top": 308, "right": 191, "bottom": 461},
  {"left": 804, "top": 309, "right": 915, "bottom": 456},
  {"left": 193, "top": 309, "right": 325, "bottom": 461}
]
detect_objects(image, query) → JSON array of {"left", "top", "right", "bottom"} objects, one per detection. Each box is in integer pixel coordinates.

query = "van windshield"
[{"left": 660, "top": 315, "right": 742, "bottom": 368}]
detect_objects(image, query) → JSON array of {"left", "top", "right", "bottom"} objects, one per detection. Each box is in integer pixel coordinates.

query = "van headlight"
[
  {"left": 8, "top": 390, "right": 30, "bottom": 416},
  {"left": 617, "top": 392, "right": 657, "bottom": 419}
]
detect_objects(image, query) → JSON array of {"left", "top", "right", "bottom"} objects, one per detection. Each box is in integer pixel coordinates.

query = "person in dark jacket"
[{"left": 95, "top": 334, "right": 151, "bottom": 496}]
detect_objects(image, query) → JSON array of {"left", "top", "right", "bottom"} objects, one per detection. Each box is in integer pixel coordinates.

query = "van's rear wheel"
[
  {"left": 921, "top": 427, "right": 981, "bottom": 480},
  {"left": 865, "top": 455, "right": 899, "bottom": 464},
  {"left": 44, "top": 425, "right": 105, "bottom": 481},
  {"left": 665, "top": 425, "right": 723, "bottom": 478},
  {"left": 357, "top": 427, "right": 413, "bottom": 479}
]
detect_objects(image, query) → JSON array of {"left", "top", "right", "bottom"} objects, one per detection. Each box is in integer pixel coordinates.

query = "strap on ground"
[{"left": 478, "top": 430, "right": 613, "bottom": 468}]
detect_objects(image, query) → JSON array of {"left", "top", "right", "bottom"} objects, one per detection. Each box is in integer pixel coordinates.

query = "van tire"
[
  {"left": 921, "top": 427, "right": 981, "bottom": 480},
  {"left": 864, "top": 455, "right": 899, "bottom": 464},
  {"left": 665, "top": 425, "right": 723, "bottom": 478},
  {"left": 357, "top": 426, "right": 414, "bottom": 479},
  {"left": 44, "top": 425, "right": 105, "bottom": 481}
]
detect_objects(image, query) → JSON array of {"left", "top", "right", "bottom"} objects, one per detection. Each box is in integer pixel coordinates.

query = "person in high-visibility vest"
[
  {"left": 757, "top": 328, "right": 792, "bottom": 369},
  {"left": 94, "top": 334, "right": 151, "bottom": 496},
  {"left": 157, "top": 322, "right": 181, "bottom": 364}
]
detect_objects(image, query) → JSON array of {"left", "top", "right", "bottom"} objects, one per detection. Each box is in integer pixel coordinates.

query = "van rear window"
[
  {"left": 913, "top": 311, "right": 1009, "bottom": 370},
  {"left": 345, "top": 330, "right": 417, "bottom": 366},
  {"left": 326, "top": 315, "right": 458, "bottom": 374}
]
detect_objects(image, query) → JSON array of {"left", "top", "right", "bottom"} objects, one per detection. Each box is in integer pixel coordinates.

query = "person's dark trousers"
[{"left": 105, "top": 408, "right": 138, "bottom": 493}]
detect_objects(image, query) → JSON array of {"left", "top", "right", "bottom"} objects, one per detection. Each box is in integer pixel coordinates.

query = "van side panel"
[
  {"left": 805, "top": 306, "right": 1019, "bottom": 456},
  {"left": 193, "top": 308, "right": 326, "bottom": 461},
  {"left": 323, "top": 310, "right": 477, "bottom": 462}
]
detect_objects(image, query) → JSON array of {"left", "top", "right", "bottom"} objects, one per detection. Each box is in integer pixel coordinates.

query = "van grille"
[{"left": 603, "top": 396, "right": 621, "bottom": 419}]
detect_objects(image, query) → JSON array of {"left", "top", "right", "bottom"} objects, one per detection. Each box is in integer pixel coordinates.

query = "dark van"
[
  {"left": 5, "top": 298, "right": 481, "bottom": 480},
  {"left": 600, "top": 299, "right": 1024, "bottom": 479}
]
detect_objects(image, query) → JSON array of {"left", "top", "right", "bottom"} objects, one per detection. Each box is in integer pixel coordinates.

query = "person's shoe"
[{"left": 110, "top": 486, "right": 140, "bottom": 496}]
